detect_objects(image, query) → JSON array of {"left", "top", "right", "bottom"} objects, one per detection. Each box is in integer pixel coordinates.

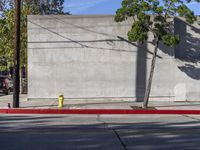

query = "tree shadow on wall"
[
  {"left": 173, "top": 18, "right": 200, "bottom": 80},
  {"left": 116, "top": 37, "right": 148, "bottom": 102},
  {"left": 155, "top": 18, "right": 200, "bottom": 80},
  {"left": 135, "top": 42, "right": 147, "bottom": 102},
  {"left": 178, "top": 64, "right": 200, "bottom": 80}
]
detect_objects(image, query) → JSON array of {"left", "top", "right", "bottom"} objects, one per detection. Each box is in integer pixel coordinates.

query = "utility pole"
[{"left": 13, "top": 0, "right": 21, "bottom": 108}]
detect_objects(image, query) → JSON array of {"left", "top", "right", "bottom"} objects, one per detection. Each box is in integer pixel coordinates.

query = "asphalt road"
[{"left": 1, "top": 114, "right": 200, "bottom": 150}]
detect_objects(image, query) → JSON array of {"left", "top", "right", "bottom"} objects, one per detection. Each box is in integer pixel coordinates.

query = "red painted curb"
[{"left": 1, "top": 109, "right": 200, "bottom": 114}]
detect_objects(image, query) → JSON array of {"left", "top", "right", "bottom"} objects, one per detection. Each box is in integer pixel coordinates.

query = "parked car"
[{"left": 0, "top": 75, "right": 13, "bottom": 95}]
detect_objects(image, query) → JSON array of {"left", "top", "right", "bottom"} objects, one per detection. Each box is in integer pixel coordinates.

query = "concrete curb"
[{"left": 1, "top": 109, "right": 200, "bottom": 114}]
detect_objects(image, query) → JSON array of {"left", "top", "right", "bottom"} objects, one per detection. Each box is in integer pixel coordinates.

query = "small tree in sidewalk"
[{"left": 115, "top": 0, "right": 199, "bottom": 108}]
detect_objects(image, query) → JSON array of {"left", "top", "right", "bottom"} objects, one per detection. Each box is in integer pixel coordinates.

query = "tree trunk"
[{"left": 143, "top": 37, "right": 159, "bottom": 108}]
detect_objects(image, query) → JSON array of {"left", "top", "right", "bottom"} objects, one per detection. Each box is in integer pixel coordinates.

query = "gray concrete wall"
[{"left": 28, "top": 15, "right": 200, "bottom": 101}]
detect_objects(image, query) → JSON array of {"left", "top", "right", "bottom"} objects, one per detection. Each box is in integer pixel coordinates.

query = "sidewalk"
[{"left": 1, "top": 94, "right": 200, "bottom": 114}]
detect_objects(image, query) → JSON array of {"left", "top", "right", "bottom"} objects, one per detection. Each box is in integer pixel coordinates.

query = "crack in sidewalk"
[
  {"left": 113, "top": 129, "right": 128, "bottom": 150},
  {"left": 96, "top": 115, "right": 127, "bottom": 150},
  {"left": 182, "top": 115, "right": 200, "bottom": 121}
]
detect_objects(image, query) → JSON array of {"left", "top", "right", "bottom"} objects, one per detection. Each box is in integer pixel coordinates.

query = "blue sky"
[{"left": 64, "top": 0, "right": 200, "bottom": 15}]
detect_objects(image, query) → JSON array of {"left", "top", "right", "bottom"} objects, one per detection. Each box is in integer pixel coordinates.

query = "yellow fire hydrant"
[{"left": 58, "top": 95, "right": 64, "bottom": 108}]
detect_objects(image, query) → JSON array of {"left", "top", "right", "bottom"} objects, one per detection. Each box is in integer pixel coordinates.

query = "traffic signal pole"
[{"left": 13, "top": 0, "right": 21, "bottom": 108}]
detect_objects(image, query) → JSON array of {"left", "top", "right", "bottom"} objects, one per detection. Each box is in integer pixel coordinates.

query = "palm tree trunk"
[{"left": 143, "top": 37, "right": 159, "bottom": 108}]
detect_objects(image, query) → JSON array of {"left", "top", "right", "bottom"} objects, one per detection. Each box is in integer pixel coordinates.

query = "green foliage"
[
  {"left": 0, "top": 4, "right": 31, "bottom": 72},
  {"left": 0, "top": 0, "right": 66, "bottom": 72},
  {"left": 24, "top": 0, "right": 67, "bottom": 15},
  {"left": 1, "top": 0, "right": 67, "bottom": 15},
  {"left": 128, "top": 21, "right": 149, "bottom": 42},
  {"left": 115, "top": 0, "right": 199, "bottom": 46},
  {"left": 162, "top": 34, "right": 180, "bottom": 46}
]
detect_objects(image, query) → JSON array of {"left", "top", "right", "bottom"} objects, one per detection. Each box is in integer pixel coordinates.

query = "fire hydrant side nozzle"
[{"left": 58, "top": 95, "right": 64, "bottom": 108}]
